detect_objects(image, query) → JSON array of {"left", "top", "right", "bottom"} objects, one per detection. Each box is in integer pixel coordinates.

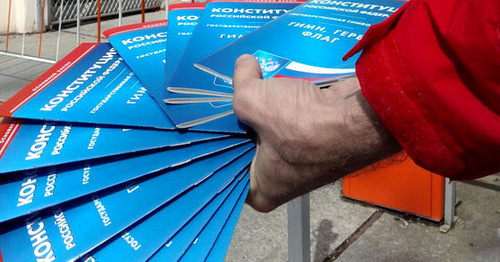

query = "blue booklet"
[
  {"left": 0, "top": 43, "right": 176, "bottom": 129},
  {"left": 85, "top": 150, "right": 253, "bottom": 261},
  {"left": 164, "top": 0, "right": 301, "bottom": 131},
  {"left": 165, "top": 3, "right": 206, "bottom": 85},
  {"left": 0, "top": 143, "right": 253, "bottom": 261},
  {"left": 104, "top": 20, "right": 169, "bottom": 114},
  {"left": 103, "top": 14, "right": 246, "bottom": 134},
  {"left": 0, "top": 42, "right": 239, "bottom": 134},
  {"left": 196, "top": 0, "right": 405, "bottom": 86},
  {"left": 164, "top": 3, "right": 235, "bottom": 102},
  {"left": 104, "top": 4, "right": 221, "bottom": 104},
  {"left": 180, "top": 174, "right": 249, "bottom": 261},
  {"left": 149, "top": 171, "right": 249, "bottom": 261},
  {"left": 0, "top": 137, "right": 250, "bottom": 223},
  {"left": 0, "top": 118, "right": 225, "bottom": 174},
  {"left": 168, "top": 0, "right": 302, "bottom": 95},
  {"left": 205, "top": 183, "right": 249, "bottom": 262}
]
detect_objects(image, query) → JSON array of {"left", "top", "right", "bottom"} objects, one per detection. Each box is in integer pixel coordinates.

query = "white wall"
[{"left": 0, "top": 0, "right": 44, "bottom": 34}]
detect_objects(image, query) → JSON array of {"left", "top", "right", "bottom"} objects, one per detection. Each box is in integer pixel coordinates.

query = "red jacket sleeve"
[{"left": 344, "top": 0, "right": 500, "bottom": 180}]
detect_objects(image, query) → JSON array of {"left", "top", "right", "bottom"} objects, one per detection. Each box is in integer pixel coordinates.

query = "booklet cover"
[
  {"left": 164, "top": 3, "right": 236, "bottom": 101},
  {"left": 0, "top": 143, "right": 253, "bottom": 261},
  {"left": 164, "top": 0, "right": 302, "bottom": 131},
  {"left": 180, "top": 175, "right": 249, "bottom": 261},
  {"left": 205, "top": 183, "right": 249, "bottom": 262},
  {"left": 148, "top": 170, "right": 249, "bottom": 261},
  {"left": 0, "top": 118, "right": 225, "bottom": 174},
  {"left": 196, "top": 0, "right": 405, "bottom": 85},
  {"left": 104, "top": 10, "right": 248, "bottom": 134},
  {"left": 167, "top": 0, "right": 302, "bottom": 95},
  {"left": 86, "top": 149, "right": 253, "bottom": 261},
  {"left": 0, "top": 43, "right": 177, "bottom": 129},
  {"left": 104, "top": 4, "right": 221, "bottom": 107},
  {"left": 104, "top": 20, "right": 169, "bottom": 113},
  {"left": 165, "top": 3, "right": 206, "bottom": 85},
  {"left": 0, "top": 137, "right": 250, "bottom": 223}
]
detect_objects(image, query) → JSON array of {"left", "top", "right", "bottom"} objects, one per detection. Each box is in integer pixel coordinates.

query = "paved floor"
[
  {"left": 0, "top": 55, "right": 51, "bottom": 103},
  {"left": 226, "top": 180, "right": 499, "bottom": 262},
  {"left": 1, "top": 10, "right": 499, "bottom": 262}
]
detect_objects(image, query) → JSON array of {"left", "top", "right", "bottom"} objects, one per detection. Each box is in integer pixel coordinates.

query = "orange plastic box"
[{"left": 343, "top": 154, "right": 445, "bottom": 221}]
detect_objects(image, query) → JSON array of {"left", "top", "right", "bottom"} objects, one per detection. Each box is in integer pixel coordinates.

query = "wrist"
[{"left": 331, "top": 79, "right": 402, "bottom": 174}]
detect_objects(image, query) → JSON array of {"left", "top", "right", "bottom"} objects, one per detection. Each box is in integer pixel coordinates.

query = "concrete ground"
[
  {"left": 227, "top": 180, "right": 500, "bottom": 262},
  {"left": 1, "top": 10, "right": 499, "bottom": 262}
]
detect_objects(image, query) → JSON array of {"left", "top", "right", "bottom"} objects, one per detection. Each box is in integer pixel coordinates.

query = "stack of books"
[{"left": 0, "top": 0, "right": 403, "bottom": 260}]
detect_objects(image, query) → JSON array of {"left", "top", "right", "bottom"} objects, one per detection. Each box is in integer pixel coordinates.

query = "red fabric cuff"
[
  {"left": 356, "top": 30, "right": 466, "bottom": 178},
  {"left": 346, "top": 0, "right": 500, "bottom": 180}
]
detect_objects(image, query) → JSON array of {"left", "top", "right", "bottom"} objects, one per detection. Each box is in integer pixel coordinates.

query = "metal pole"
[
  {"left": 0, "top": 51, "right": 56, "bottom": 64},
  {"left": 287, "top": 195, "right": 311, "bottom": 262},
  {"left": 118, "top": 0, "right": 123, "bottom": 26},
  {"left": 165, "top": 0, "right": 168, "bottom": 19},
  {"left": 77, "top": 0, "right": 81, "bottom": 44},
  {"left": 38, "top": 0, "right": 46, "bottom": 57},
  {"left": 97, "top": 0, "right": 101, "bottom": 43},
  {"left": 141, "top": 0, "right": 146, "bottom": 23},
  {"left": 55, "top": 0, "right": 64, "bottom": 61},
  {"left": 444, "top": 178, "right": 456, "bottom": 227},
  {"left": 5, "top": 0, "right": 13, "bottom": 52},
  {"left": 22, "top": 0, "right": 29, "bottom": 55}
]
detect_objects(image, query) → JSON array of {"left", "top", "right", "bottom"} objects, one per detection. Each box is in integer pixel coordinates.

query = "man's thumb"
[
  {"left": 232, "top": 55, "right": 263, "bottom": 128},
  {"left": 233, "top": 54, "right": 263, "bottom": 90}
]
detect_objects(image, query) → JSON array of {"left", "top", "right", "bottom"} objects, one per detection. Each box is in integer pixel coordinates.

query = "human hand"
[{"left": 232, "top": 55, "right": 401, "bottom": 212}]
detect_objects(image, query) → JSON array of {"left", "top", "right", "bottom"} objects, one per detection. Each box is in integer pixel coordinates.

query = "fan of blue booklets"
[{"left": 0, "top": 0, "right": 403, "bottom": 260}]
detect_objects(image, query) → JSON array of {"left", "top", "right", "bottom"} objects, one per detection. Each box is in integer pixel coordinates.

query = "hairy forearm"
[
  {"left": 232, "top": 55, "right": 401, "bottom": 212},
  {"left": 248, "top": 78, "right": 401, "bottom": 212},
  {"left": 328, "top": 78, "right": 402, "bottom": 175}
]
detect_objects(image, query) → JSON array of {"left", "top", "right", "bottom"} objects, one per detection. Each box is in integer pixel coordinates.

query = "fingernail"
[{"left": 235, "top": 54, "right": 252, "bottom": 69}]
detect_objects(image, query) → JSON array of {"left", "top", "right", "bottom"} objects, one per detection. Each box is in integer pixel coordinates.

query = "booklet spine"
[{"left": 0, "top": 118, "right": 21, "bottom": 161}]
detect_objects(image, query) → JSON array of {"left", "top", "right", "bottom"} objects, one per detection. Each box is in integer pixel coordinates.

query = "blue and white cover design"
[
  {"left": 0, "top": 4, "right": 260, "bottom": 260},
  {"left": 149, "top": 170, "right": 249, "bottom": 261},
  {"left": 168, "top": 0, "right": 301, "bottom": 94},
  {"left": 165, "top": 3, "right": 206, "bottom": 85},
  {"left": 0, "top": 118, "right": 225, "bottom": 174},
  {"left": 0, "top": 43, "right": 176, "bottom": 129},
  {"left": 164, "top": 0, "right": 301, "bottom": 132},
  {"left": 103, "top": 8, "right": 248, "bottom": 134},
  {"left": 164, "top": 4, "right": 235, "bottom": 101},
  {"left": 0, "top": 137, "right": 250, "bottom": 223},
  {"left": 104, "top": 20, "right": 170, "bottom": 114},
  {"left": 86, "top": 150, "right": 253, "bottom": 261},
  {"left": 253, "top": 50, "right": 292, "bottom": 78},
  {"left": 0, "top": 144, "right": 254, "bottom": 261},
  {"left": 196, "top": 0, "right": 405, "bottom": 85}
]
